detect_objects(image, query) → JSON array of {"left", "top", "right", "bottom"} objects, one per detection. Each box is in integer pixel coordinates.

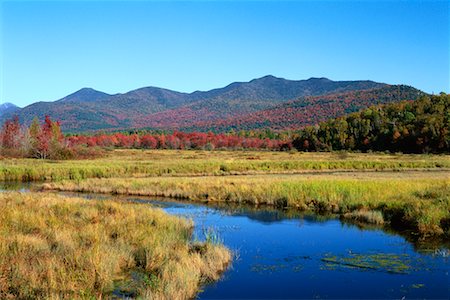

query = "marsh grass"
[
  {"left": 0, "top": 192, "right": 231, "bottom": 299},
  {"left": 1, "top": 150, "right": 448, "bottom": 181},
  {"left": 44, "top": 174, "right": 450, "bottom": 237}
]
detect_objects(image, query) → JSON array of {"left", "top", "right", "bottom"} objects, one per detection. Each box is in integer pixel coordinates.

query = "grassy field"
[
  {"left": 0, "top": 192, "right": 231, "bottom": 299},
  {"left": 1, "top": 149, "right": 449, "bottom": 181},
  {"left": 1, "top": 150, "right": 448, "bottom": 297},
  {"left": 43, "top": 171, "right": 450, "bottom": 238}
]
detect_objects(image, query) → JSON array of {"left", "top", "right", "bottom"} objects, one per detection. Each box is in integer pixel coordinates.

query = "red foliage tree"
[{"left": 1, "top": 116, "right": 21, "bottom": 149}]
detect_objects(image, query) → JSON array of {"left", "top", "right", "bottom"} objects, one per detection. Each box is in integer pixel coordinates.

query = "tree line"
[
  {"left": 292, "top": 93, "right": 449, "bottom": 153},
  {"left": 66, "top": 131, "right": 291, "bottom": 151},
  {"left": 0, "top": 117, "right": 292, "bottom": 159}
]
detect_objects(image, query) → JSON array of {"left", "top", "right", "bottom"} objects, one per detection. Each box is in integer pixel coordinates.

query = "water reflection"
[{"left": 0, "top": 182, "right": 32, "bottom": 192}]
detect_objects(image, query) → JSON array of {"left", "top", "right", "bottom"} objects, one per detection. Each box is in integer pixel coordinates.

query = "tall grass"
[
  {"left": 44, "top": 175, "right": 450, "bottom": 237},
  {"left": 1, "top": 150, "right": 448, "bottom": 181},
  {"left": 0, "top": 192, "right": 231, "bottom": 299}
]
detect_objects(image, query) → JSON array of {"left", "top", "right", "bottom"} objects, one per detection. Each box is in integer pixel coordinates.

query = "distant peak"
[
  {"left": 0, "top": 102, "right": 18, "bottom": 108},
  {"left": 58, "top": 87, "right": 111, "bottom": 103},
  {"left": 0, "top": 102, "right": 20, "bottom": 115},
  {"left": 260, "top": 75, "right": 278, "bottom": 79},
  {"left": 250, "top": 75, "right": 284, "bottom": 83},
  {"left": 75, "top": 87, "right": 101, "bottom": 93},
  {"left": 307, "top": 77, "right": 332, "bottom": 82}
]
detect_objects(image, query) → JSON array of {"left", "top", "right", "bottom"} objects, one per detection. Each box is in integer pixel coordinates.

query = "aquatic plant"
[
  {"left": 321, "top": 253, "right": 412, "bottom": 274},
  {"left": 203, "top": 227, "right": 223, "bottom": 245}
]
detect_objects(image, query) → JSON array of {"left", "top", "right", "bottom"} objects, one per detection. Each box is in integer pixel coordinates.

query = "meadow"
[
  {"left": 0, "top": 192, "right": 231, "bottom": 299},
  {"left": 1, "top": 149, "right": 448, "bottom": 181},
  {"left": 1, "top": 149, "right": 449, "bottom": 298}
]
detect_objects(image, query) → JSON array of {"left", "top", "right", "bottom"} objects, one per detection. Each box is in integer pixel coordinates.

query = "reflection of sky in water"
[
  {"left": 144, "top": 198, "right": 449, "bottom": 299},
  {"left": 3, "top": 186, "right": 448, "bottom": 299}
]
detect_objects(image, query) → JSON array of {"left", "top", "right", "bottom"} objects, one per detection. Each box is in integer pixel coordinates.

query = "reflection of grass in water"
[
  {"left": 251, "top": 255, "right": 310, "bottom": 273},
  {"left": 251, "top": 263, "right": 304, "bottom": 273},
  {"left": 292, "top": 265, "right": 304, "bottom": 273},
  {"left": 251, "top": 263, "right": 288, "bottom": 273},
  {"left": 278, "top": 255, "right": 311, "bottom": 263},
  {"left": 321, "top": 253, "right": 412, "bottom": 274}
]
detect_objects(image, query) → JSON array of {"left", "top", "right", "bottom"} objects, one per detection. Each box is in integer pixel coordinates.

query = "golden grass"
[
  {"left": 0, "top": 192, "right": 231, "bottom": 299},
  {"left": 1, "top": 149, "right": 448, "bottom": 181},
  {"left": 43, "top": 172, "right": 450, "bottom": 237}
]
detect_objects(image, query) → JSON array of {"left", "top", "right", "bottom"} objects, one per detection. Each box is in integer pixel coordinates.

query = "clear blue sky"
[{"left": 1, "top": 0, "right": 449, "bottom": 107}]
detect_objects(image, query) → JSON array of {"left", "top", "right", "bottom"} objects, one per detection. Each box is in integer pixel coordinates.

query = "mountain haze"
[{"left": 1, "top": 76, "right": 423, "bottom": 132}]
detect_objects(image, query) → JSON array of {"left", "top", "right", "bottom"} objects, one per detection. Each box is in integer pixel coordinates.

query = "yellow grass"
[
  {"left": 0, "top": 192, "right": 231, "bottom": 299},
  {"left": 1, "top": 149, "right": 448, "bottom": 181}
]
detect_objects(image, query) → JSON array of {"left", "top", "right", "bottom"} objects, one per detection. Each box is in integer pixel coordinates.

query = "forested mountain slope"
[
  {"left": 292, "top": 93, "right": 449, "bottom": 153},
  {"left": 185, "top": 85, "right": 424, "bottom": 132},
  {"left": 2, "top": 76, "right": 389, "bottom": 132}
]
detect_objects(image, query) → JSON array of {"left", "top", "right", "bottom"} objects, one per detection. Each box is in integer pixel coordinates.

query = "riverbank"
[
  {"left": 1, "top": 150, "right": 448, "bottom": 181},
  {"left": 0, "top": 192, "right": 231, "bottom": 299},
  {"left": 43, "top": 171, "right": 450, "bottom": 238}
]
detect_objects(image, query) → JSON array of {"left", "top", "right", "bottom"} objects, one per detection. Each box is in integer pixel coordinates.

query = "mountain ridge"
[{"left": 1, "top": 76, "right": 423, "bottom": 132}]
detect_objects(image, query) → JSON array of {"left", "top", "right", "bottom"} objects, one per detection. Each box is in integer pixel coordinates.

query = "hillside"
[
  {"left": 293, "top": 93, "right": 449, "bottom": 153},
  {"left": 1, "top": 76, "right": 390, "bottom": 132},
  {"left": 186, "top": 85, "right": 425, "bottom": 132}
]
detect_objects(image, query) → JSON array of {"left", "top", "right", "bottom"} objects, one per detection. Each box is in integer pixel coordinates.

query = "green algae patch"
[{"left": 321, "top": 253, "right": 412, "bottom": 274}]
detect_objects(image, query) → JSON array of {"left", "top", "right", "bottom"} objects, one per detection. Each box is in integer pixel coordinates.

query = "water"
[
  {"left": 147, "top": 199, "right": 449, "bottom": 299},
  {"left": 2, "top": 185, "right": 449, "bottom": 299},
  {"left": 0, "top": 181, "right": 32, "bottom": 193}
]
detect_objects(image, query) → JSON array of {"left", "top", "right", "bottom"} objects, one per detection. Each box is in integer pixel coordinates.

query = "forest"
[{"left": 292, "top": 93, "right": 449, "bottom": 153}]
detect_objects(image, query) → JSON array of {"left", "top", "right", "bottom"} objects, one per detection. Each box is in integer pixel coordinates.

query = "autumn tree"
[{"left": 1, "top": 116, "right": 21, "bottom": 149}]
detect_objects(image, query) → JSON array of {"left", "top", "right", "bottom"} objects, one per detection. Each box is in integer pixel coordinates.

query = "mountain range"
[{"left": 1, "top": 76, "right": 425, "bottom": 132}]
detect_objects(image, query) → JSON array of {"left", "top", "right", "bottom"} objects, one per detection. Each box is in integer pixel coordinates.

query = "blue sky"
[{"left": 1, "top": 0, "right": 449, "bottom": 107}]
